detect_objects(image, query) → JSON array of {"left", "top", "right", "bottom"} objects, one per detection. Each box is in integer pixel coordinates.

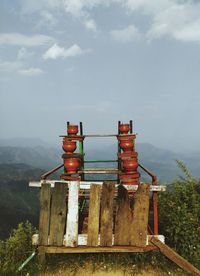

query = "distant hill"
[
  {"left": 0, "top": 138, "right": 200, "bottom": 181},
  {"left": 0, "top": 163, "right": 44, "bottom": 239},
  {"left": 0, "top": 146, "right": 62, "bottom": 169},
  {"left": 0, "top": 137, "right": 51, "bottom": 148}
]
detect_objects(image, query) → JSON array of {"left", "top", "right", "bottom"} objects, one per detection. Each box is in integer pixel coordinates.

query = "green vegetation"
[
  {"left": 159, "top": 160, "right": 200, "bottom": 267},
  {"left": 0, "top": 161, "right": 199, "bottom": 275},
  {"left": 0, "top": 221, "right": 38, "bottom": 275},
  {"left": 0, "top": 164, "right": 42, "bottom": 239}
]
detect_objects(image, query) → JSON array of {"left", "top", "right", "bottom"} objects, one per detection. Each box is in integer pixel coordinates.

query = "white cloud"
[
  {"left": 111, "top": 25, "right": 140, "bottom": 42},
  {"left": 43, "top": 43, "right": 88, "bottom": 60},
  {"left": 18, "top": 0, "right": 200, "bottom": 44},
  {"left": 18, "top": 67, "right": 44, "bottom": 76},
  {"left": 84, "top": 19, "right": 97, "bottom": 31},
  {"left": 0, "top": 61, "right": 22, "bottom": 72},
  {"left": 0, "top": 33, "right": 53, "bottom": 47},
  {"left": 124, "top": 0, "right": 200, "bottom": 43}
]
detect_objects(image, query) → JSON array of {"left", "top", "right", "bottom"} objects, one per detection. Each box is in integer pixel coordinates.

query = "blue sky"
[{"left": 1, "top": 0, "right": 200, "bottom": 152}]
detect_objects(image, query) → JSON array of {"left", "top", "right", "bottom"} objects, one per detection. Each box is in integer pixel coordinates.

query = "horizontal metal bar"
[
  {"left": 78, "top": 168, "right": 119, "bottom": 174},
  {"left": 41, "top": 164, "right": 64, "bottom": 180},
  {"left": 84, "top": 160, "right": 117, "bottom": 163},
  {"left": 59, "top": 134, "right": 117, "bottom": 138}
]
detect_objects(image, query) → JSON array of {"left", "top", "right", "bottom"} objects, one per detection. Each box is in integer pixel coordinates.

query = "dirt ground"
[{"left": 41, "top": 266, "right": 178, "bottom": 276}]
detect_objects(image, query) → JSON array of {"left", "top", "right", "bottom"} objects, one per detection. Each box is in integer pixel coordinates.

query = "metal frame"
[{"left": 40, "top": 121, "right": 160, "bottom": 235}]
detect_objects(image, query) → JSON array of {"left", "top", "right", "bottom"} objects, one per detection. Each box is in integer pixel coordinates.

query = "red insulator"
[
  {"left": 122, "top": 158, "right": 138, "bottom": 172},
  {"left": 119, "top": 124, "right": 130, "bottom": 134},
  {"left": 63, "top": 157, "right": 80, "bottom": 174},
  {"left": 119, "top": 139, "right": 134, "bottom": 152},
  {"left": 62, "top": 140, "right": 76, "bottom": 154},
  {"left": 67, "top": 124, "right": 78, "bottom": 135}
]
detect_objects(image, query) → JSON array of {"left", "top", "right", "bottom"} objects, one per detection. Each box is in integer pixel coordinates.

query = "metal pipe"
[
  {"left": 117, "top": 121, "right": 121, "bottom": 183},
  {"left": 41, "top": 164, "right": 64, "bottom": 180},
  {"left": 79, "top": 121, "right": 84, "bottom": 181},
  {"left": 138, "top": 163, "right": 158, "bottom": 235},
  {"left": 130, "top": 120, "right": 133, "bottom": 134},
  {"left": 17, "top": 251, "right": 36, "bottom": 272},
  {"left": 85, "top": 160, "right": 117, "bottom": 163}
]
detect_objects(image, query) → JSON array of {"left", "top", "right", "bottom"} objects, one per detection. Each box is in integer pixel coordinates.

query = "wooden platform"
[{"left": 38, "top": 245, "right": 157, "bottom": 254}]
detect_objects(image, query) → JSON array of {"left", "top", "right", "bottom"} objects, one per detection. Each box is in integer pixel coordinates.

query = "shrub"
[
  {"left": 158, "top": 161, "right": 200, "bottom": 267},
  {"left": 0, "top": 221, "right": 36, "bottom": 275}
]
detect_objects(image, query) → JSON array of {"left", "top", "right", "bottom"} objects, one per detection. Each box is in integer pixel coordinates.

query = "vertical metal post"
[
  {"left": 130, "top": 120, "right": 133, "bottom": 134},
  {"left": 117, "top": 121, "right": 121, "bottom": 184},
  {"left": 79, "top": 122, "right": 84, "bottom": 181},
  {"left": 153, "top": 176, "right": 158, "bottom": 235}
]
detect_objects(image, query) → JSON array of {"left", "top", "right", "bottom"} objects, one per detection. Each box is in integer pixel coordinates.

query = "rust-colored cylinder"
[
  {"left": 119, "top": 139, "right": 134, "bottom": 152},
  {"left": 119, "top": 124, "right": 130, "bottom": 134},
  {"left": 63, "top": 157, "right": 80, "bottom": 174},
  {"left": 122, "top": 158, "right": 138, "bottom": 172},
  {"left": 62, "top": 140, "right": 76, "bottom": 154},
  {"left": 67, "top": 124, "right": 78, "bottom": 135}
]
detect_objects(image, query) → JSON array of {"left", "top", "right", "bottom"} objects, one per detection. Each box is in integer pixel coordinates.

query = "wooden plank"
[
  {"left": 65, "top": 181, "right": 79, "bottom": 247},
  {"left": 87, "top": 184, "right": 101, "bottom": 246},
  {"left": 39, "top": 183, "right": 51, "bottom": 245},
  {"left": 29, "top": 181, "right": 166, "bottom": 192},
  {"left": 114, "top": 185, "right": 131, "bottom": 245},
  {"left": 130, "top": 183, "right": 150, "bottom": 247},
  {"left": 32, "top": 233, "right": 165, "bottom": 246},
  {"left": 100, "top": 181, "right": 115, "bottom": 246},
  {"left": 49, "top": 182, "right": 68, "bottom": 246},
  {"left": 40, "top": 245, "right": 157, "bottom": 254},
  {"left": 150, "top": 237, "right": 200, "bottom": 276}
]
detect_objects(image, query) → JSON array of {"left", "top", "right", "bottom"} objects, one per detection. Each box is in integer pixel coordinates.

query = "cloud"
[
  {"left": 84, "top": 19, "right": 97, "bottom": 31},
  {"left": 124, "top": 0, "right": 200, "bottom": 43},
  {"left": 18, "top": 0, "right": 200, "bottom": 44},
  {"left": 18, "top": 67, "right": 44, "bottom": 76},
  {"left": 43, "top": 43, "right": 88, "bottom": 60},
  {"left": 0, "top": 61, "right": 22, "bottom": 72},
  {"left": 111, "top": 25, "right": 141, "bottom": 42},
  {"left": 0, "top": 33, "right": 53, "bottom": 47}
]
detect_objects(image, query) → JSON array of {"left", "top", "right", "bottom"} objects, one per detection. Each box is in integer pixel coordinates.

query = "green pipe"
[
  {"left": 79, "top": 141, "right": 84, "bottom": 155},
  {"left": 17, "top": 251, "right": 36, "bottom": 272},
  {"left": 84, "top": 160, "right": 117, "bottom": 163}
]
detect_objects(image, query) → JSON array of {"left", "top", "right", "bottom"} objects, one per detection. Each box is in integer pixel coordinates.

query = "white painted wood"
[
  {"left": 29, "top": 181, "right": 166, "bottom": 191},
  {"left": 32, "top": 233, "right": 165, "bottom": 246},
  {"left": 64, "top": 181, "right": 79, "bottom": 247}
]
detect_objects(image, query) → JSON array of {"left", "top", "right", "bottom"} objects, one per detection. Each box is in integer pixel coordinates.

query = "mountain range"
[
  {"left": 0, "top": 137, "right": 200, "bottom": 239},
  {"left": 0, "top": 137, "right": 199, "bottom": 182}
]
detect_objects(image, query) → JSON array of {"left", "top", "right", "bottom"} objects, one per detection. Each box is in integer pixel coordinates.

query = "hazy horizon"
[{"left": 1, "top": 1, "right": 200, "bottom": 153}]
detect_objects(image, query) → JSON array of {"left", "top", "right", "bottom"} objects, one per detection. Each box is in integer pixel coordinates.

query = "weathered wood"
[
  {"left": 130, "top": 183, "right": 150, "bottom": 247},
  {"left": 100, "top": 181, "right": 115, "bottom": 246},
  {"left": 39, "top": 245, "right": 157, "bottom": 254},
  {"left": 39, "top": 183, "right": 51, "bottom": 245},
  {"left": 32, "top": 233, "right": 165, "bottom": 246},
  {"left": 49, "top": 182, "right": 68, "bottom": 246},
  {"left": 150, "top": 237, "right": 200, "bottom": 276},
  {"left": 65, "top": 181, "right": 79, "bottom": 247},
  {"left": 114, "top": 185, "right": 131, "bottom": 245},
  {"left": 38, "top": 246, "right": 46, "bottom": 264},
  {"left": 29, "top": 181, "right": 166, "bottom": 192},
  {"left": 87, "top": 184, "right": 101, "bottom": 246}
]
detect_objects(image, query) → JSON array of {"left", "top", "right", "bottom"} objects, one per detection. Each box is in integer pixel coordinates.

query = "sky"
[{"left": 1, "top": 0, "right": 200, "bottom": 152}]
